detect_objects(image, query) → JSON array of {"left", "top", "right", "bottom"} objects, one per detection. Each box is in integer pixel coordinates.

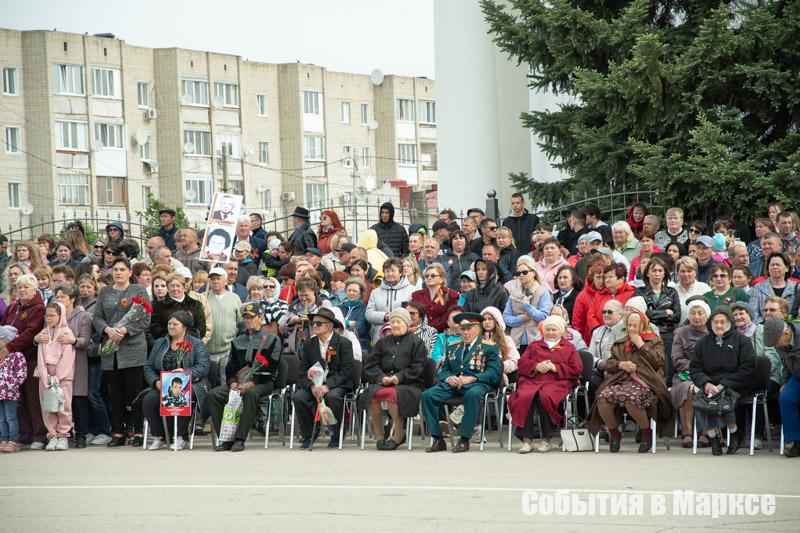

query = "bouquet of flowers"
[
  {"left": 101, "top": 296, "right": 153, "bottom": 355},
  {"left": 308, "top": 362, "right": 337, "bottom": 427},
  {"left": 243, "top": 353, "right": 270, "bottom": 382},
  {"left": 174, "top": 339, "right": 192, "bottom": 368}
]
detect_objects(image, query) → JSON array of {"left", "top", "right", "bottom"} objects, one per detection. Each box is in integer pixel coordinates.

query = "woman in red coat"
[
  {"left": 586, "top": 263, "right": 635, "bottom": 336},
  {"left": 316, "top": 210, "right": 347, "bottom": 255},
  {"left": 571, "top": 261, "right": 606, "bottom": 344},
  {"left": 410, "top": 263, "right": 459, "bottom": 333},
  {"left": 508, "top": 315, "right": 582, "bottom": 454}
]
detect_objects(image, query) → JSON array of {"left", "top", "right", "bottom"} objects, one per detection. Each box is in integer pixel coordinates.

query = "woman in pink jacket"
[{"left": 34, "top": 302, "right": 75, "bottom": 451}]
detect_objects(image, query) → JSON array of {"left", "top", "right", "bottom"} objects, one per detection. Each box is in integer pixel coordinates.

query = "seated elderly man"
[
  {"left": 763, "top": 317, "right": 800, "bottom": 458},
  {"left": 421, "top": 312, "right": 502, "bottom": 453}
]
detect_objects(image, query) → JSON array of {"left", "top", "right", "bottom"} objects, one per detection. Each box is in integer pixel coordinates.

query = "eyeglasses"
[
  {"left": 515, "top": 270, "right": 531, "bottom": 276},
  {"left": 311, "top": 320, "right": 329, "bottom": 327},
  {"left": 424, "top": 273, "right": 440, "bottom": 278},
  {"left": 712, "top": 273, "right": 728, "bottom": 278},
  {"left": 602, "top": 310, "right": 616, "bottom": 315},
  {"left": 485, "top": 226, "right": 497, "bottom": 231}
]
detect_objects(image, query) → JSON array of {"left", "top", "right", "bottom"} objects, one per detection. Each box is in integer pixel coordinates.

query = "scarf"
[
  {"left": 624, "top": 310, "right": 657, "bottom": 352},
  {"left": 432, "top": 285, "right": 446, "bottom": 306},
  {"left": 737, "top": 322, "right": 756, "bottom": 338}
]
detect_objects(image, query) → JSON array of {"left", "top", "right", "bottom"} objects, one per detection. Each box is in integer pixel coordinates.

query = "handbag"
[
  {"left": 692, "top": 388, "right": 740, "bottom": 416},
  {"left": 560, "top": 427, "right": 595, "bottom": 452},
  {"left": 219, "top": 389, "right": 243, "bottom": 442},
  {"left": 42, "top": 376, "right": 65, "bottom": 413}
]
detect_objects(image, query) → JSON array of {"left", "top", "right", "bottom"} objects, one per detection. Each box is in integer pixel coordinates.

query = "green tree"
[
  {"left": 135, "top": 193, "right": 190, "bottom": 237},
  {"left": 482, "top": 0, "right": 800, "bottom": 221}
]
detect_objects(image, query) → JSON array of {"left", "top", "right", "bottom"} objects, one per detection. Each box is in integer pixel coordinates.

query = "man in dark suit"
[
  {"left": 292, "top": 307, "right": 355, "bottom": 449},
  {"left": 224, "top": 261, "right": 249, "bottom": 302}
]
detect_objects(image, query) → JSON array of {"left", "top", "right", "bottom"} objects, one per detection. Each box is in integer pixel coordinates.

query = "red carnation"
[
  {"left": 255, "top": 354, "right": 270, "bottom": 367},
  {"left": 132, "top": 296, "right": 153, "bottom": 314}
]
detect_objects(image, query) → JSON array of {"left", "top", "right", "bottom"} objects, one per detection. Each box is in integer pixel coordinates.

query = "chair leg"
[
  {"left": 726, "top": 426, "right": 731, "bottom": 447},
  {"left": 480, "top": 397, "right": 488, "bottom": 452},
  {"left": 189, "top": 403, "right": 198, "bottom": 450},
  {"left": 265, "top": 396, "right": 273, "bottom": 450},
  {"left": 673, "top": 417, "right": 678, "bottom": 439},
  {"left": 338, "top": 401, "right": 347, "bottom": 450},
  {"left": 360, "top": 409, "right": 367, "bottom": 450},
  {"left": 762, "top": 400, "right": 773, "bottom": 452},
  {"left": 142, "top": 419, "right": 148, "bottom": 450},
  {"left": 289, "top": 401, "right": 296, "bottom": 450},
  {"left": 497, "top": 392, "right": 505, "bottom": 448},
  {"left": 692, "top": 415, "right": 698, "bottom": 455},
  {"left": 444, "top": 405, "right": 455, "bottom": 448},
  {"left": 749, "top": 398, "right": 757, "bottom": 456},
  {"left": 594, "top": 430, "right": 600, "bottom": 453},
  {"left": 650, "top": 419, "right": 656, "bottom": 454},
  {"left": 407, "top": 417, "right": 413, "bottom": 450},
  {"left": 507, "top": 416, "right": 513, "bottom": 452}
]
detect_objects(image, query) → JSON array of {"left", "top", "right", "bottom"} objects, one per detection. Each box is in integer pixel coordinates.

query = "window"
[
  {"left": 181, "top": 79, "right": 209, "bottom": 106},
  {"left": 185, "top": 177, "right": 212, "bottom": 205},
  {"left": 91, "top": 68, "right": 119, "bottom": 98},
  {"left": 362, "top": 147, "right": 371, "bottom": 168},
  {"left": 8, "top": 183, "right": 20, "bottom": 208},
  {"left": 228, "top": 179, "right": 244, "bottom": 199},
  {"left": 258, "top": 142, "right": 269, "bottom": 165},
  {"left": 419, "top": 100, "right": 436, "bottom": 124},
  {"left": 183, "top": 130, "right": 211, "bottom": 156},
  {"left": 341, "top": 102, "right": 350, "bottom": 124},
  {"left": 57, "top": 174, "right": 90, "bottom": 204},
  {"left": 303, "top": 90, "right": 321, "bottom": 114},
  {"left": 215, "top": 133, "right": 241, "bottom": 159},
  {"left": 97, "top": 176, "right": 127, "bottom": 205},
  {"left": 213, "top": 82, "right": 239, "bottom": 107},
  {"left": 94, "top": 123, "right": 124, "bottom": 149},
  {"left": 261, "top": 189, "right": 271, "bottom": 210},
  {"left": 55, "top": 121, "right": 88, "bottom": 151},
  {"left": 256, "top": 94, "right": 267, "bottom": 116},
  {"left": 137, "top": 82, "right": 150, "bottom": 107},
  {"left": 360, "top": 103, "right": 369, "bottom": 125},
  {"left": 305, "top": 183, "right": 327, "bottom": 209},
  {"left": 142, "top": 185, "right": 153, "bottom": 207},
  {"left": 304, "top": 135, "right": 325, "bottom": 160},
  {"left": 397, "top": 143, "right": 417, "bottom": 166},
  {"left": 3, "top": 67, "right": 17, "bottom": 95},
  {"left": 342, "top": 145, "right": 353, "bottom": 167},
  {"left": 52, "top": 64, "right": 84, "bottom": 95},
  {"left": 396, "top": 98, "right": 415, "bottom": 121},
  {"left": 5, "top": 127, "right": 21, "bottom": 153},
  {"left": 141, "top": 137, "right": 152, "bottom": 161}
]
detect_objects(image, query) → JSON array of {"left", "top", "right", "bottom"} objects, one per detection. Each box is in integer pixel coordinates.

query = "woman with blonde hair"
[
  {"left": 503, "top": 255, "right": 552, "bottom": 352},
  {"left": 62, "top": 229, "right": 89, "bottom": 261},
  {"left": 496, "top": 227, "right": 520, "bottom": 279},
  {"left": 410, "top": 263, "right": 459, "bottom": 333},
  {"left": 612, "top": 221, "right": 641, "bottom": 263},
  {"left": 403, "top": 256, "right": 423, "bottom": 290}
]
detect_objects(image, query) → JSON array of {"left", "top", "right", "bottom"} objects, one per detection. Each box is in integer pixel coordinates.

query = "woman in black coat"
[
  {"left": 690, "top": 306, "right": 755, "bottom": 456},
  {"left": 551, "top": 265, "right": 582, "bottom": 324},
  {"left": 150, "top": 272, "right": 206, "bottom": 341},
  {"left": 359, "top": 308, "right": 426, "bottom": 450},
  {"left": 462, "top": 260, "right": 509, "bottom": 314},
  {"left": 634, "top": 257, "right": 681, "bottom": 380}
]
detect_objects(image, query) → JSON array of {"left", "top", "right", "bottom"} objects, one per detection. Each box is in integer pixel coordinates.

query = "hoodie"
[
  {"left": 462, "top": 260, "right": 510, "bottom": 314},
  {"left": 365, "top": 275, "right": 415, "bottom": 344},
  {"left": 36, "top": 302, "right": 76, "bottom": 382},
  {"left": 481, "top": 306, "right": 519, "bottom": 380},
  {"left": 357, "top": 229, "right": 390, "bottom": 273},
  {"left": 105, "top": 221, "right": 125, "bottom": 245},
  {"left": 370, "top": 202, "right": 409, "bottom": 257},
  {"left": 502, "top": 208, "right": 539, "bottom": 255}
]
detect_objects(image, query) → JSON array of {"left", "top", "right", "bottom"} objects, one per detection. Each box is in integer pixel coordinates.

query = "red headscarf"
[
  {"left": 625, "top": 310, "right": 657, "bottom": 352},
  {"left": 627, "top": 203, "right": 649, "bottom": 239}
]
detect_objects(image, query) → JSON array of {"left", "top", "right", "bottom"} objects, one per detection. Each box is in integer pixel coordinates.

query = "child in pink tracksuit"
[
  {"left": 0, "top": 325, "right": 27, "bottom": 453},
  {"left": 35, "top": 302, "right": 75, "bottom": 451}
]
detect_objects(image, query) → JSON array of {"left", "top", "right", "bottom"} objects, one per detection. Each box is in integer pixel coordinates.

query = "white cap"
[
  {"left": 175, "top": 266, "right": 192, "bottom": 279},
  {"left": 208, "top": 267, "right": 228, "bottom": 279}
]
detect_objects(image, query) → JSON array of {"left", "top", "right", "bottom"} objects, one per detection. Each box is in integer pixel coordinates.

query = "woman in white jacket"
[{"left": 365, "top": 258, "right": 415, "bottom": 344}]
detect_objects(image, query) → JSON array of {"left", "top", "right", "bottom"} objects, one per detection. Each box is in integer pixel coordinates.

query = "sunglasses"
[
  {"left": 104, "top": 250, "right": 116, "bottom": 255},
  {"left": 94, "top": 245, "right": 104, "bottom": 249},
  {"left": 515, "top": 270, "right": 531, "bottom": 276},
  {"left": 424, "top": 273, "right": 440, "bottom": 278},
  {"left": 688, "top": 228, "right": 701, "bottom": 233},
  {"left": 485, "top": 226, "right": 497, "bottom": 231},
  {"left": 311, "top": 320, "right": 330, "bottom": 327},
  {"left": 265, "top": 285, "right": 276, "bottom": 289}
]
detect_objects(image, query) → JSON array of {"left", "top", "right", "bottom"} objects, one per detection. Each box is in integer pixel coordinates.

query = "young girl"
[
  {"left": 35, "top": 302, "right": 76, "bottom": 451},
  {"left": 0, "top": 326, "right": 26, "bottom": 453},
  {"left": 34, "top": 265, "right": 54, "bottom": 304}
]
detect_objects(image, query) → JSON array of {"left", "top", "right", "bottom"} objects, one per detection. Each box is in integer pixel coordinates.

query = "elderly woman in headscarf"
[
  {"left": 689, "top": 305, "right": 756, "bottom": 455},
  {"left": 508, "top": 315, "right": 582, "bottom": 453},
  {"left": 671, "top": 298, "right": 712, "bottom": 448},
  {"left": 589, "top": 310, "right": 674, "bottom": 453}
]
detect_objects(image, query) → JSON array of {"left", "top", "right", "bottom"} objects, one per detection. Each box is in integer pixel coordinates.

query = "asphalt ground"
[{"left": 1, "top": 430, "right": 798, "bottom": 532}]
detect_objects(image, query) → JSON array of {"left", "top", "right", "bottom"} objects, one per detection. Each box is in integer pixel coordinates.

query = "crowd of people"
[{"left": 0, "top": 195, "right": 798, "bottom": 458}]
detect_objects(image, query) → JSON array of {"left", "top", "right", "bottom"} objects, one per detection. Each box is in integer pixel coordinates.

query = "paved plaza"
[{"left": 2, "top": 432, "right": 798, "bottom": 532}]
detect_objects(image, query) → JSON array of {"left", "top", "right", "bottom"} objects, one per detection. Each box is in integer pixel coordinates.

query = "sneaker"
[
  {"left": 519, "top": 441, "right": 533, "bottom": 454},
  {"left": 85, "top": 433, "right": 96, "bottom": 444},
  {"left": 56, "top": 437, "right": 69, "bottom": 451},
  {"left": 45, "top": 438, "right": 58, "bottom": 451},
  {"left": 449, "top": 406, "right": 464, "bottom": 425},
  {"left": 30, "top": 441, "right": 45, "bottom": 450},
  {"left": 471, "top": 426, "right": 485, "bottom": 444},
  {"left": 171, "top": 437, "right": 186, "bottom": 451},
  {"left": 91, "top": 434, "right": 112, "bottom": 446},
  {"left": 148, "top": 437, "right": 165, "bottom": 450},
  {"left": 752, "top": 438, "right": 763, "bottom": 450}
]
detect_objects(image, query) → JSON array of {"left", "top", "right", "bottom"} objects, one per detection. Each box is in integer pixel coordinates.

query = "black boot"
[
  {"left": 726, "top": 431, "right": 741, "bottom": 455},
  {"left": 710, "top": 436, "right": 723, "bottom": 456},
  {"left": 609, "top": 429, "right": 621, "bottom": 453},
  {"left": 452, "top": 437, "right": 470, "bottom": 453},
  {"left": 426, "top": 436, "right": 447, "bottom": 453},
  {"left": 638, "top": 428, "right": 652, "bottom": 453}
]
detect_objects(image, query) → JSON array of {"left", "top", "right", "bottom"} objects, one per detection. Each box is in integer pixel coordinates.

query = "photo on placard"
[
  {"left": 208, "top": 193, "right": 242, "bottom": 225},
  {"left": 199, "top": 225, "right": 235, "bottom": 263},
  {"left": 160, "top": 370, "right": 192, "bottom": 417}
]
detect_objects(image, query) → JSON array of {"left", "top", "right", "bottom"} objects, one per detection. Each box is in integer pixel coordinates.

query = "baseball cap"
[
  {"left": 585, "top": 231, "right": 603, "bottom": 243},
  {"left": 339, "top": 243, "right": 357, "bottom": 253},
  {"left": 432, "top": 220, "right": 449, "bottom": 233},
  {"left": 209, "top": 267, "right": 227, "bottom": 279},
  {"left": 175, "top": 266, "right": 192, "bottom": 279},
  {"left": 240, "top": 301, "right": 263, "bottom": 318},
  {"left": 305, "top": 247, "right": 322, "bottom": 257},
  {"left": 695, "top": 235, "right": 714, "bottom": 248},
  {"left": 460, "top": 271, "right": 477, "bottom": 282}
]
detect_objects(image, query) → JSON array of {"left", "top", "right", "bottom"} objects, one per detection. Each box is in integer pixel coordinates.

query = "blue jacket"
[
  {"left": 143, "top": 335, "right": 210, "bottom": 387},
  {"left": 339, "top": 300, "right": 370, "bottom": 352}
]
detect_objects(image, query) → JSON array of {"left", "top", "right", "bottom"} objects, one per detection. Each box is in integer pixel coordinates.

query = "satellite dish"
[
  {"left": 185, "top": 189, "right": 196, "bottom": 202},
  {"left": 367, "top": 120, "right": 379, "bottom": 130},
  {"left": 183, "top": 142, "right": 195, "bottom": 154},
  {"left": 213, "top": 95, "right": 224, "bottom": 107},
  {"left": 257, "top": 184, "right": 268, "bottom": 193},
  {"left": 370, "top": 69, "right": 384, "bottom": 86},
  {"left": 365, "top": 174, "right": 376, "bottom": 191},
  {"left": 20, "top": 203, "right": 34, "bottom": 215},
  {"left": 135, "top": 127, "right": 149, "bottom": 146}
]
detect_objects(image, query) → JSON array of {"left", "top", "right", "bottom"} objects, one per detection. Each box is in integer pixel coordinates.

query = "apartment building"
[{"left": 0, "top": 28, "right": 436, "bottom": 227}]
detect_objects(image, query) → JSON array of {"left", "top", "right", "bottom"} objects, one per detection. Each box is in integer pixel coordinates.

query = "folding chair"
[
  {"left": 442, "top": 387, "right": 502, "bottom": 451},
  {"left": 338, "top": 359, "right": 363, "bottom": 449},
  {"left": 255, "top": 358, "right": 289, "bottom": 449},
  {"left": 594, "top": 418, "right": 663, "bottom": 454},
  {"left": 142, "top": 399, "right": 200, "bottom": 450},
  {"left": 737, "top": 357, "right": 773, "bottom": 455}
]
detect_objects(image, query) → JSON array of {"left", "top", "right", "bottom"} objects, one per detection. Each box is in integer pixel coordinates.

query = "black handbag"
[{"left": 692, "top": 388, "right": 740, "bottom": 416}]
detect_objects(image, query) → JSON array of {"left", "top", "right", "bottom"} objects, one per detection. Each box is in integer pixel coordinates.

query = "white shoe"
[
  {"left": 537, "top": 439, "right": 553, "bottom": 453},
  {"left": 752, "top": 438, "right": 763, "bottom": 450},
  {"left": 172, "top": 437, "right": 186, "bottom": 451},
  {"left": 91, "top": 434, "right": 112, "bottom": 445},
  {"left": 56, "top": 437, "right": 69, "bottom": 451},
  {"left": 471, "top": 426, "right": 486, "bottom": 444},
  {"left": 148, "top": 437, "right": 165, "bottom": 450},
  {"left": 45, "top": 438, "right": 58, "bottom": 451},
  {"left": 85, "top": 433, "right": 95, "bottom": 443},
  {"left": 30, "top": 441, "right": 45, "bottom": 450},
  {"left": 519, "top": 441, "right": 533, "bottom": 454}
]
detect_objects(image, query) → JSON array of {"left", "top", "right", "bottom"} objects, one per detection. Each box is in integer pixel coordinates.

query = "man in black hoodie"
[
  {"left": 502, "top": 193, "right": 539, "bottom": 255},
  {"left": 371, "top": 202, "right": 409, "bottom": 257}
]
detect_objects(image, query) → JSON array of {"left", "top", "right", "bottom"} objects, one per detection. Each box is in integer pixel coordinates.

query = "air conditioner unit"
[
  {"left": 144, "top": 161, "right": 159, "bottom": 173},
  {"left": 280, "top": 191, "right": 296, "bottom": 202},
  {"left": 144, "top": 108, "right": 157, "bottom": 120}
]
